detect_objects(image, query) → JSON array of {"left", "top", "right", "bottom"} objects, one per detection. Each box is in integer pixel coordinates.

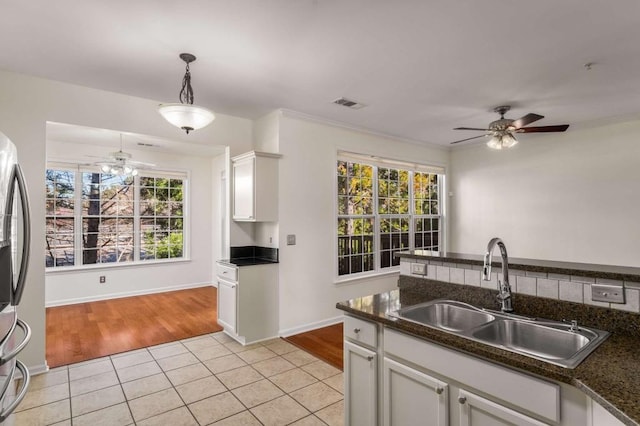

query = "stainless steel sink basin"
[
  {"left": 394, "top": 300, "right": 495, "bottom": 332},
  {"left": 388, "top": 299, "right": 609, "bottom": 368},
  {"left": 470, "top": 319, "right": 603, "bottom": 367}
]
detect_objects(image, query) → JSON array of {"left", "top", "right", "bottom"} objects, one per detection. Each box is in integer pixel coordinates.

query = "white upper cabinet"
[{"left": 232, "top": 151, "right": 280, "bottom": 222}]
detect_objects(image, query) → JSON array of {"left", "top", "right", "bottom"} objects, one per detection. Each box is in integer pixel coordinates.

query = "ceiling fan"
[
  {"left": 89, "top": 135, "right": 155, "bottom": 176},
  {"left": 450, "top": 106, "right": 570, "bottom": 149}
]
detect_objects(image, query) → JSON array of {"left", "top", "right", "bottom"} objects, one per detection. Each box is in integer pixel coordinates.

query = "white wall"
[
  {"left": 0, "top": 69, "right": 252, "bottom": 371},
  {"left": 449, "top": 119, "right": 640, "bottom": 267},
  {"left": 276, "top": 112, "right": 450, "bottom": 333},
  {"left": 44, "top": 140, "right": 216, "bottom": 305}
]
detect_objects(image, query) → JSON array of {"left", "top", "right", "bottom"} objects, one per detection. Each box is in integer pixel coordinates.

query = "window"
[
  {"left": 336, "top": 153, "right": 444, "bottom": 277},
  {"left": 46, "top": 166, "right": 187, "bottom": 269},
  {"left": 140, "top": 177, "right": 184, "bottom": 261},
  {"left": 45, "top": 170, "right": 76, "bottom": 267}
]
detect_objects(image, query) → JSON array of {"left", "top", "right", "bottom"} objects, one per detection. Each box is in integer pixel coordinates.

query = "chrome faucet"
[{"left": 482, "top": 237, "right": 513, "bottom": 312}]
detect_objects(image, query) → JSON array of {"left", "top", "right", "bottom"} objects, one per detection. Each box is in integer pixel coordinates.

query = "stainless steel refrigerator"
[{"left": 0, "top": 131, "right": 32, "bottom": 422}]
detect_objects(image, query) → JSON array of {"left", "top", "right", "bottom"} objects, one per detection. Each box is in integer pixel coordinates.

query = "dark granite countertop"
[
  {"left": 397, "top": 250, "right": 640, "bottom": 283},
  {"left": 337, "top": 278, "right": 640, "bottom": 426},
  {"left": 218, "top": 258, "right": 278, "bottom": 267},
  {"left": 219, "top": 245, "right": 279, "bottom": 267}
]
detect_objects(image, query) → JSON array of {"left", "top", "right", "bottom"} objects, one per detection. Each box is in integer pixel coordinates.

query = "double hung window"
[
  {"left": 46, "top": 165, "right": 187, "bottom": 269},
  {"left": 336, "top": 153, "right": 444, "bottom": 278}
]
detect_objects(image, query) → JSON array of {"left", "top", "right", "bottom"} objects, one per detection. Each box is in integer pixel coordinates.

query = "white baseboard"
[
  {"left": 279, "top": 315, "right": 344, "bottom": 337},
  {"left": 15, "top": 362, "right": 49, "bottom": 379},
  {"left": 45, "top": 282, "right": 213, "bottom": 307}
]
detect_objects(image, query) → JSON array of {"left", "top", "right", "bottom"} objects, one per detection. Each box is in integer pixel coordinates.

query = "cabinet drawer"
[
  {"left": 216, "top": 263, "right": 238, "bottom": 281},
  {"left": 344, "top": 316, "right": 377, "bottom": 348}
]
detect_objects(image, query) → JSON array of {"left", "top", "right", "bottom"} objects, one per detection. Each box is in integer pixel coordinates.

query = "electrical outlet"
[
  {"left": 411, "top": 263, "right": 426, "bottom": 275},
  {"left": 99, "top": 276, "right": 106, "bottom": 284},
  {"left": 591, "top": 283, "right": 625, "bottom": 304},
  {"left": 287, "top": 234, "right": 296, "bottom": 245}
]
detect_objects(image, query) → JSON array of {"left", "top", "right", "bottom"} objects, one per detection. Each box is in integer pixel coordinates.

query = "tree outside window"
[{"left": 45, "top": 168, "right": 186, "bottom": 268}]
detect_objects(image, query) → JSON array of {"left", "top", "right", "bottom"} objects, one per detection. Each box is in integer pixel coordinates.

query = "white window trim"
[
  {"left": 45, "top": 163, "right": 191, "bottom": 269},
  {"left": 334, "top": 151, "right": 446, "bottom": 282}
]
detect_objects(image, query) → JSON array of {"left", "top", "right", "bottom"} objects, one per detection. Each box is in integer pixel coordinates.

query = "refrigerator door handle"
[
  {"left": 0, "top": 360, "right": 31, "bottom": 422},
  {"left": 12, "top": 164, "right": 30, "bottom": 306},
  {"left": 0, "top": 319, "right": 31, "bottom": 365},
  {"left": 2, "top": 163, "right": 17, "bottom": 241}
]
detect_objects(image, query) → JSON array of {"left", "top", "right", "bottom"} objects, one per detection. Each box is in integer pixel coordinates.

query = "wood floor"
[
  {"left": 284, "top": 323, "right": 344, "bottom": 370},
  {"left": 46, "top": 286, "right": 222, "bottom": 367},
  {"left": 46, "top": 286, "right": 345, "bottom": 370}
]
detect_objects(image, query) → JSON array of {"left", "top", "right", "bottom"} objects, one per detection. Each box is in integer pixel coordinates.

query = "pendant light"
[{"left": 158, "top": 53, "right": 215, "bottom": 134}]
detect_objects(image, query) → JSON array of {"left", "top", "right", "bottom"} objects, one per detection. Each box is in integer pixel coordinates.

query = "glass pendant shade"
[
  {"left": 487, "top": 133, "right": 518, "bottom": 150},
  {"left": 158, "top": 103, "right": 215, "bottom": 134},
  {"left": 100, "top": 163, "right": 138, "bottom": 176}
]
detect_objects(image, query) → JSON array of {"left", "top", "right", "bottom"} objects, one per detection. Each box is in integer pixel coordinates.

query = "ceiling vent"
[
  {"left": 137, "top": 142, "right": 155, "bottom": 147},
  {"left": 332, "top": 97, "right": 366, "bottom": 110}
]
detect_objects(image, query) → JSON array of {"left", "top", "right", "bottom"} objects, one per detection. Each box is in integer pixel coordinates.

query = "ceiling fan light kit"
[
  {"left": 94, "top": 134, "right": 155, "bottom": 177},
  {"left": 450, "top": 105, "right": 569, "bottom": 149},
  {"left": 158, "top": 53, "right": 215, "bottom": 134}
]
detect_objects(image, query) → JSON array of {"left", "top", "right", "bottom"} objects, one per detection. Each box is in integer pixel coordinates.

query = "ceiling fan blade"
[
  {"left": 453, "top": 127, "right": 491, "bottom": 131},
  {"left": 517, "top": 124, "right": 569, "bottom": 133},
  {"left": 450, "top": 134, "right": 491, "bottom": 144},
  {"left": 511, "top": 113, "right": 544, "bottom": 129},
  {"left": 128, "top": 160, "right": 156, "bottom": 167}
]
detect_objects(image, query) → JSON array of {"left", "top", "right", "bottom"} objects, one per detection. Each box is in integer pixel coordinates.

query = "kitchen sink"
[
  {"left": 394, "top": 300, "right": 495, "bottom": 332},
  {"left": 388, "top": 299, "right": 609, "bottom": 368}
]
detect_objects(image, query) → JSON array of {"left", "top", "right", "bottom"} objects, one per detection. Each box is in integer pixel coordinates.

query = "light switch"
[{"left": 287, "top": 234, "right": 296, "bottom": 245}]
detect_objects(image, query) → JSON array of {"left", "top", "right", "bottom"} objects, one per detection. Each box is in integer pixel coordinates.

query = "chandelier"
[{"left": 158, "top": 53, "right": 215, "bottom": 134}]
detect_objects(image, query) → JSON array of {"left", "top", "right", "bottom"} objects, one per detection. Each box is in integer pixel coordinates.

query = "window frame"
[
  {"left": 45, "top": 163, "right": 190, "bottom": 271},
  {"left": 335, "top": 152, "right": 446, "bottom": 282}
]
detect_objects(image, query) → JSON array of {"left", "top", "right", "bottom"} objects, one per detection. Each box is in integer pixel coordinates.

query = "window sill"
[
  {"left": 334, "top": 268, "right": 400, "bottom": 286},
  {"left": 45, "top": 258, "right": 191, "bottom": 274}
]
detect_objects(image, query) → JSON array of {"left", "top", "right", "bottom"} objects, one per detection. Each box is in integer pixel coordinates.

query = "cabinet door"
[
  {"left": 344, "top": 341, "right": 377, "bottom": 426},
  {"left": 232, "top": 157, "right": 255, "bottom": 220},
  {"left": 383, "top": 358, "right": 448, "bottom": 426},
  {"left": 458, "top": 390, "right": 548, "bottom": 426},
  {"left": 217, "top": 279, "right": 237, "bottom": 333}
]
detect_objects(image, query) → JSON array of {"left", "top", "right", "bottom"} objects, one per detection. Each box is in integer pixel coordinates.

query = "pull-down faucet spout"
[{"left": 482, "top": 237, "right": 513, "bottom": 312}]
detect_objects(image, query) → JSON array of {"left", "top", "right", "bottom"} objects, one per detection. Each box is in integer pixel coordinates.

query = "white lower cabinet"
[
  {"left": 344, "top": 340, "right": 378, "bottom": 426},
  {"left": 215, "top": 262, "right": 278, "bottom": 344},
  {"left": 343, "top": 314, "right": 597, "bottom": 426},
  {"left": 383, "top": 358, "right": 448, "bottom": 426},
  {"left": 216, "top": 278, "right": 237, "bottom": 333},
  {"left": 457, "top": 389, "right": 547, "bottom": 426}
]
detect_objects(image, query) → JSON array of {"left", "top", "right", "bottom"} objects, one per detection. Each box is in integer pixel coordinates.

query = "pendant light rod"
[
  {"left": 179, "top": 53, "right": 196, "bottom": 105},
  {"left": 158, "top": 53, "right": 215, "bottom": 134}
]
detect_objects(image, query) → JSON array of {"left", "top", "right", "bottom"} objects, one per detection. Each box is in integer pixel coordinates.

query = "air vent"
[
  {"left": 332, "top": 97, "right": 366, "bottom": 110},
  {"left": 137, "top": 142, "right": 154, "bottom": 147}
]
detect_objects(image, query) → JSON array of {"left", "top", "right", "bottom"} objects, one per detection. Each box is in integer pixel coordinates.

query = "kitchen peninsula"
[{"left": 338, "top": 251, "right": 640, "bottom": 425}]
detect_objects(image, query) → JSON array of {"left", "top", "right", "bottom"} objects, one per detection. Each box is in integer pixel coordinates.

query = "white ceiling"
[
  {"left": 46, "top": 122, "right": 225, "bottom": 158},
  {"left": 3, "top": 0, "right": 640, "bottom": 147}
]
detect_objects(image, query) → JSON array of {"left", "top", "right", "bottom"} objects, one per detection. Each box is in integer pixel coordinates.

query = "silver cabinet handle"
[
  {"left": 436, "top": 387, "right": 444, "bottom": 395},
  {"left": 458, "top": 396, "right": 467, "bottom": 404},
  {"left": 0, "top": 319, "right": 31, "bottom": 365},
  {"left": 13, "top": 164, "right": 31, "bottom": 306},
  {"left": 366, "top": 356, "right": 374, "bottom": 361},
  {"left": 353, "top": 328, "right": 361, "bottom": 333},
  {"left": 0, "top": 360, "right": 31, "bottom": 421}
]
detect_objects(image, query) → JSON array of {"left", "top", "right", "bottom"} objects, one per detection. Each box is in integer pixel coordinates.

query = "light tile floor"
[{"left": 10, "top": 332, "right": 344, "bottom": 426}]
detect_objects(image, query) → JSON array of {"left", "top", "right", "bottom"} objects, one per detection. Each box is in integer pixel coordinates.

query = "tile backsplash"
[{"left": 400, "top": 259, "right": 640, "bottom": 314}]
